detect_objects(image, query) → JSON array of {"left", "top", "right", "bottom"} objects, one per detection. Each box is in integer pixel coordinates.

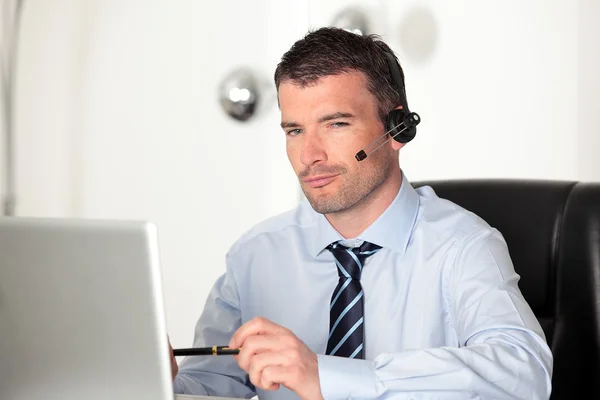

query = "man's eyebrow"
[
  {"left": 280, "top": 120, "right": 299, "bottom": 129},
  {"left": 280, "top": 112, "right": 355, "bottom": 129},
  {"left": 318, "top": 112, "right": 355, "bottom": 123}
]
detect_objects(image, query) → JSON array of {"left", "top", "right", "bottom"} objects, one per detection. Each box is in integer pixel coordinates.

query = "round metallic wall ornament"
[
  {"left": 331, "top": 8, "right": 371, "bottom": 36},
  {"left": 218, "top": 67, "right": 261, "bottom": 122},
  {"left": 397, "top": 5, "right": 438, "bottom": 64}
]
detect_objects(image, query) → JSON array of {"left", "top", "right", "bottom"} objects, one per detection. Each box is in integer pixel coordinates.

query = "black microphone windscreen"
[{"left": 355, "top": 150, "right": 367, "bottom": 162}]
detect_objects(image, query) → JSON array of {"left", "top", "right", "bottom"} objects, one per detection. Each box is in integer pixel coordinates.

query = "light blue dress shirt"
[{"left": 174, "top": 174, "right": 553, "bottom": 399}]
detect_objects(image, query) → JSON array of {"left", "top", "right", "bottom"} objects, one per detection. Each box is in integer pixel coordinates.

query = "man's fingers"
[
  {"left": 247, "top": 351, "right": 288, "bottom": 390},
  {"left": 171, "top": 356, "right": 179, "bottom": 381},
  {"left": 229, "top": 317, "right": 291, "bottom": 349},
  {"left": 260, "top": 365, "right": 293, "bottom": 392},
  {"left": 229, "top": 323, "right": 323, "bottom": 400},
  {"left": 168, "top": 337, "right": 178, "bottom": 381},
  {"left": 236, "top": 334, "right": 289, "bottom": 371}
]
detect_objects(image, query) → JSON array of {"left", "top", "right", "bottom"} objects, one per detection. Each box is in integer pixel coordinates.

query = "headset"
[
  {"left": 355, "top": 51, "right": 421, "bottom": 161},
  {"left": 383, "top": 51, "right": 417, "bottom": 143}
]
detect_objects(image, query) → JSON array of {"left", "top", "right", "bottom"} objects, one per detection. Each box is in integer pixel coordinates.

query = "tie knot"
[{"left": 326, "top": 241, "right": 382, "bottom": 280}]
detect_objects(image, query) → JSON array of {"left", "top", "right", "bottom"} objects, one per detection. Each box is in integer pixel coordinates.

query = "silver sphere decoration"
[
  {"left": 218, "top": 67, "right": 260, "bottom": 122},
  {"left": 398, "top": 5, "right": 438, "bottom": 64},
  {"left": 331, "top": 8, "right": 371, "bottom": 36}
]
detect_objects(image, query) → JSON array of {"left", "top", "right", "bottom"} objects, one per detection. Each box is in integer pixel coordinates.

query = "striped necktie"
[{"left": 325, "top": 240, "right": 382, "bottom": 359}]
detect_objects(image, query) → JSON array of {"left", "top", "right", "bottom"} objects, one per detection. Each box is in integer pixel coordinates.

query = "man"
[{"left": 171, "top": 27, "right": 552, "bottom": 399}]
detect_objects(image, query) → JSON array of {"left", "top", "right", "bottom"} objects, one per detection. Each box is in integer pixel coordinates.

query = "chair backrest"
[{"left": 412, "top": 179, "right": 600, "bottom": 399}]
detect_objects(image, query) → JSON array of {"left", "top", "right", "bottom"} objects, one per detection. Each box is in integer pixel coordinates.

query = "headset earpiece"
[
  {"left": 383, "top": 52, "right": 417, "bottom": 144},
  {"left": 355, "top": 49, "right": 421, "bottom": 161},
  {"left": 386, "top": 109, "right": 416, "bottom": 143}
]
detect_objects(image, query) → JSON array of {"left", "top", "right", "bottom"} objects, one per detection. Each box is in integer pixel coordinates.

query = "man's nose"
[{"left": 300, "top": 132, "right": 327, "bottom": 167}]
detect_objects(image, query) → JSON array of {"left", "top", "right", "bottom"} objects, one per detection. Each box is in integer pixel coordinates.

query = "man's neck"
[{"left": 325, "top": 169, "right": 403, "bottom": 239}]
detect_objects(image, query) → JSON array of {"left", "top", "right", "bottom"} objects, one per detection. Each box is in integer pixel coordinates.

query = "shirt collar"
[{"left": 307, "top": 172, "right": 420, "bottom": 257}]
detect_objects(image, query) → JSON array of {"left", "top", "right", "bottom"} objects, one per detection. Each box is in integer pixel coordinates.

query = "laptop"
[{"left": 0, "top": 217, "right": 239, "bottom": 400}]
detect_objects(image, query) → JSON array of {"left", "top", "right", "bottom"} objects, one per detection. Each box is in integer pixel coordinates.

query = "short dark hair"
[{"left": 274, "top": 27, "right": 406, "bottom": 124}]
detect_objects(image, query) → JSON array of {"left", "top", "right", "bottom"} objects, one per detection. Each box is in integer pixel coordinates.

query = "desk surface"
[{"left": 175, "top": 395, "right": 244, "bottom": 400}]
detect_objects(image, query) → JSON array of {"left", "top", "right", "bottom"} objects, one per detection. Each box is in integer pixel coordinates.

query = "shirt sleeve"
[
  {"left": 318, "top": 229, "right": 553, "bottom": 400},
  {"left": 173, "top": 251, "right": 256, "bottom": 398}
]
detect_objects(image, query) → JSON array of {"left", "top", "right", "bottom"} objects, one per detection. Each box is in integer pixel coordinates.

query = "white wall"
[
  {"left": 11, "top": 0, "right": 307, "bottom": 348},
  {"left": 11, "top": 0, "right": 86, "bottom": 216},
  {"left": 7, "top": 1, "right": 600, "bottom": 349},
  {"left": 578, "top": 0, "right": 600, "bottom": 181},
  {"left": 310, "top": 0, "right": 599, "bottom": 182},
  {"left": 394, "top": 0, "right": 583, "bottom": 182}
]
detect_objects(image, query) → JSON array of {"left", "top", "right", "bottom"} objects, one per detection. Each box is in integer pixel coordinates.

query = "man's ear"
[
  {"left": 389, "top": 105, "right": 406, "bottom": 151},
  {"left": 391, "top": 140, "right": 405, "bottom": 151}
]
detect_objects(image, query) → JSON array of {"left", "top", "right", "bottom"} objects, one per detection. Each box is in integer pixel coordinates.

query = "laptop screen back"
[{"left": 0, "top": 217, "right": 173, "bottom": 400}]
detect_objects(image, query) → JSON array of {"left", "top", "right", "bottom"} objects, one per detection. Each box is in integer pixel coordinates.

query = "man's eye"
[
  {"left": 286, "top": 129, "right": 302, "bottom": 136},
  {"left": 330, "top": 122, "right": 349, "bottom": 128}
]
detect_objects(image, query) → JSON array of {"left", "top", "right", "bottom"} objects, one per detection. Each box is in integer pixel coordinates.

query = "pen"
[{"left": 173, "top": 345, "right": 240, "bottom": 357}]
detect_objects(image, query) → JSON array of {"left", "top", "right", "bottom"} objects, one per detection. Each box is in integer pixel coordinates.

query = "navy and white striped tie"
[{"left": 325, "top": 240, "right": 382, "bottom": 359}]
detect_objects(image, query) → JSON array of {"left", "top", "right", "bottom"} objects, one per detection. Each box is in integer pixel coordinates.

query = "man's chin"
[{"left": 304, "top": 194, "right": 344, "bottom": 215}]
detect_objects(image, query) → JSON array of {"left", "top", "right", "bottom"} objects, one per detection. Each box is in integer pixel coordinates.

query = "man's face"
[{"left": 279, "top": 72, "right": 399, "bottom": 215}]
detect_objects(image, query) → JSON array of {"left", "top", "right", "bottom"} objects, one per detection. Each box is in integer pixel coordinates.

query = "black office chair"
[{"left": 412, "top": 179, "right": 600, "bottom": 400}]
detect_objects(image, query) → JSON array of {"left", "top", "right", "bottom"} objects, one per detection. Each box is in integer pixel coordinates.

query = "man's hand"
[
  {"left": 168, "top": 337, "right": 179, "bottom": 381},
  {"left": 229, "top": 317, "right": 324, "bottom": 400}
]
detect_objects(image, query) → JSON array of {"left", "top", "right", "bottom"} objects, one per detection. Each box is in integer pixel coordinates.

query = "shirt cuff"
[{"left": 317, "top": 354, "right": 377, "bottom": 399}]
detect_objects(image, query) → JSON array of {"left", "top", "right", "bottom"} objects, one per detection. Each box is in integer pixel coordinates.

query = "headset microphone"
[
  {"left": 356, "top": 51, "right": 421, "bottom": 162},
  {"left": 355, "top": 112, "right": 420, "bottom": 161}
]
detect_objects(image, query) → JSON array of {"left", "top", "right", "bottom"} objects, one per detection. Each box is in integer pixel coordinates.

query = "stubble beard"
[{"left": 301, "top": 155, "right": 393, "bottom": 215}]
